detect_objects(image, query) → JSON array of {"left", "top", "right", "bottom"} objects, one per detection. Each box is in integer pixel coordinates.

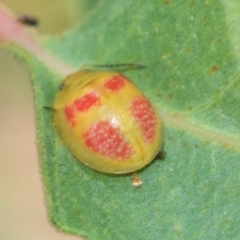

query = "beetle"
[{"left": 53, "top": 65, "right": 164, "bottom": 174}]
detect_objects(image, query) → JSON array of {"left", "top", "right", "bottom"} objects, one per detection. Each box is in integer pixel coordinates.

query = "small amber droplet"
[{"left": 132, "top": 173, "right": 143, "bottom": 187}]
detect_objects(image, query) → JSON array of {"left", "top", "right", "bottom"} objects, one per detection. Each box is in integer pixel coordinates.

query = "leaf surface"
[{"left": 1, "top": 1, "right": 240, "bottom": 239}]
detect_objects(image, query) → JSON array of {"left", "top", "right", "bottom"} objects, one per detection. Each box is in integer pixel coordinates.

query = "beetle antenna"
[
  {"left": 43, "top": 106, "right": 56, "bottom": 112},
  {"left": 83, "top": 63, "right": 146, "bottom": 71}
]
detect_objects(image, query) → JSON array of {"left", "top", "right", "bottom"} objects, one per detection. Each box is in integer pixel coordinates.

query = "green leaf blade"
[{"left": 4, "top": 0, "right": 240, "bottom": 239}]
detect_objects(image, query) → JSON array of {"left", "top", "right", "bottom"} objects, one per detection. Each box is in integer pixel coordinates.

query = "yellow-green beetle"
[{"left": 53, "top": 66, "right": 164, "bottom": 174}]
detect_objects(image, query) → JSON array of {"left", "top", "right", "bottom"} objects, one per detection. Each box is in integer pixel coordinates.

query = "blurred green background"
[{"left": 0, "top": 0, "right": 98, "bottom": 239}]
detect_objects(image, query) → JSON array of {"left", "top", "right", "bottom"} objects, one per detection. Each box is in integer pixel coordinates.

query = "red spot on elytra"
[
  {"left": 131, "top": 96, "right": 157, "bottom": 143},
  {"left": 104, "top": 75, "right": 126, "bottom": 92},
  {"left": 65, "top": 92, "right": 100, "bottom": 127},
  {"left": 65, "top": 105, "right": 76, "bottom": 126},
  {"left": 84, "top": 120, "right": 134, "bottom": 160}
]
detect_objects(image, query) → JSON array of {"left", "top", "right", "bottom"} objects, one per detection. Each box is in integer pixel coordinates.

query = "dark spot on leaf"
[
  {"left": 190, "top": 0, "right": 195, "bottom": 6},
  {"left": 183, "top": 143, "right": 189, "bottom": 148},
  {"left": 213, "top": 103, "right": 217, "bottom": 108},
  {"left": 172, "top": 83, "right": 178, "bottom": 89},
  {"left": 205, "top": 140, "right": 210, "bottom": 145},
  {"left": 167, "top": 94, "right": 172, "bottom": 100},
  {"left": 164, "top": 0, "right": 170, "bottom": 4},
  {"left": 211, "top": 65, "right": 218, "bottom": 73},
  {"left": 168, "top": 136, "right": 173, "bottom": 141},
  {"left": 225, "top": 219, "right": 231, "bottom": 225},
  {"left": 203, "top": 15, "right": 208, "bottom": 21},
  {"left": 158, "top": 221, "right": 164, "bottom": 227},
  {"left": 172, "top": 61, "right": 178, "bottom": 67},
  {"left": 190, "top": 171, "right": 196, "bottom": 177},
  {"left": 221, "top": 143, "right": 228, "bottom": 148},
  {"left": 173, "top": 196, "right": 180, "bottom": 202}
]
